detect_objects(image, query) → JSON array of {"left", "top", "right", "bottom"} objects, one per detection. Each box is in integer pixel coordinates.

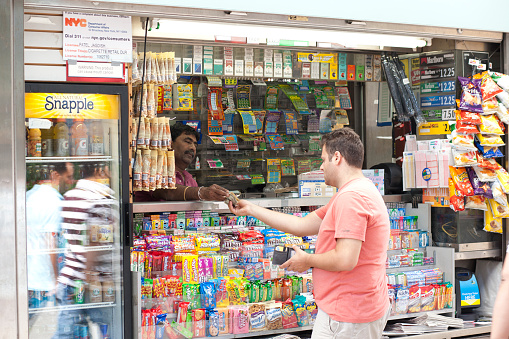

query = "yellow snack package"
[
  {"left": 476, "top": 133, "right": 505, "bottom": 147},
  {"left": 479, "top": 114, "right": 504, "bottom": 135},
  {"left": 485, "top": 202, "right": 503, "bottom": 233},
  {"left": 488, "top": 198, "right": 509, "bottom": 218},
  {"left": 496, "top": 168, "right": 509, "bottom": 193}
]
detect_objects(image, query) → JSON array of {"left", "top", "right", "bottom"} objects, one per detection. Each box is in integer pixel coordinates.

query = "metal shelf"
[
  {"left": 28, "top": 301, "right": 116, "bottom": 314},
  {"left": 27, "top": 244, "right": 115, "bottom": 255},
  {"left": 214, "top": 325, "right": 313, "bottom": 339},
  {"left": 454, "top": 249, "right": 502, "bottom": 260},
  {"left": 386, "top": 264, "right": 436, "bottom": 274},
  {"left": 384, "top": 324, "right": 491, "bottom": 339},
  {"left": 26, "top": 156, "right": 113, "bottom": 163},
  {"left": 388, "top": 309, "right": 454, "bottom": 321}
]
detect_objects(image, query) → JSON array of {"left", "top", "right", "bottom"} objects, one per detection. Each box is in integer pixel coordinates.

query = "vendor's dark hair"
[
  {"left": 171, "top": 122, "right": 199, "bottom": 141},
  {"left": 321, "top": 128, "right": 364, "bottom": 169}
]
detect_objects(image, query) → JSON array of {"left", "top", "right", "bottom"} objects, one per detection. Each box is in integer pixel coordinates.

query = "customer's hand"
[
  {"left": 200, "top": 184, "right": 229, "bottom": 201},
  {"left": 228, "top": 199, "right": 253, "bottom": 216},
  {"left": 280, "top": 246, "right": 311, "bottom": 273}
]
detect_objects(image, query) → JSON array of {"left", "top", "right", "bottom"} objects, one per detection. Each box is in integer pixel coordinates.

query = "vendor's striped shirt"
[{"left": 58, "top": 179, "right": 116, "bottom": 287}]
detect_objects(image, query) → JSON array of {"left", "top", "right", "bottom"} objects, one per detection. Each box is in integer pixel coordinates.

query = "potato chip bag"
[
  {"left": 473, "top": 166, "right": 497, "bottom": 182},
  {"left": 488, "top": 198, "right": 509, "bottom": 218},
  {"left": 466, "top": 167, "right": 493, "bottom": 198},
  {"left": 476, "top": 133, "right": 505, "bottom": 147},
  {"left": 477, "top": 155, "right": 501, "bottom": 170},
  {"left": 481, "top": 97, "right": 499, "bottom": 114},
  {"left": 474, "top": 71, "right": 503, "bottom": 101},
  {"left": 479, "top": 115, "right": 504, "bottom": 135},
  {"left": 496, "top": 90, "right": 509, "bottom": 109},
  {"left": 459, "top": 77, "right": 483, "bottom": 113},
  {"left": 448, "top": 178, "right": 465, "bottom": 212},
  {"left": 465, "top": 196, "right": 488, "bottom": 211},
  {"left": 490, "top": 180, "right": 507, "bottom": 206},
  {"left": 484, "top": 203, "right": 503, "bottom": 233},
  {"left": 456, "top": 110, "right": 482, "bottom": 125},
  {"left": 452, "top": 132, "right": 476, "bottom": 149},
  {"left": 496, "top": 102, "right": 509, "bottom": 124},
  {"left": 496, "top": 168, "right": 509, "bottom": 193},
  {"left": 453, "top": 150, "right": 478, "bottom": 167},
  {"left": 455, "top": 121, "right": 479, "bottom": 135},
  {"left": 450, "top": 166, "right": 474, "bottom": 196},
  {"left": 490, "top": 71, "right": 509, "bottom": 91}
]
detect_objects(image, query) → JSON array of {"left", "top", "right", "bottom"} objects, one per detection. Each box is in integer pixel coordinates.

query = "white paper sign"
[
  {"left": 63, "top": 12, "right": 132, "bottom": 62},
  {"left": 68, "top": 61, "right": 124, "bottom": 78}
]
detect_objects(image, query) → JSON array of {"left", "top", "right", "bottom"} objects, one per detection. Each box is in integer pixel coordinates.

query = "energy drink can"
[
  {"left": 77, "top": 324, "right": 89, "bottom": 339},
  {"left": 75, "top": 280, "right": 85, "bottom": 304},
  {"left": 99, "top": 323, "right": 109, "bottom": 338},
  {"left": 73, "top": 324, "right": 80, "bottom": 339}
]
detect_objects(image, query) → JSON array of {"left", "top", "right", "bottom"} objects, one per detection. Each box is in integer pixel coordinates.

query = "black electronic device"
[
  {"left": 370, "top": 162, "right": 403, "bottom": 194},
  {"left": 272, "top": 246, "right": 295, "bottom": 265}
]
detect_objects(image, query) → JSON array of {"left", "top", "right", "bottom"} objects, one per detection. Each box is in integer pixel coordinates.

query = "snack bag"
[
  {"left": 476, "top": 133, "right": 505, "bottom": 147},
  {"left": 496, "top": 102, "right": 509, "bottom": 124},
  {"left": 474, "top": 71, "right": 503, "bottom": 101},
  {"left": 448, "top": 178, "right": 465, "bottom": 212},
  {"left": 485, "top": 202, "right": 503, "bottom": 233},
  {"left": 231, "top": 305, "right": 249, "bottom": 334},
  {"left": 488, "top": 198, "right": 509, "bottom": 218},
  {"left": 206, "top": 309, "right": 219, "bottom": 337},
  {"left": 449, "top": 166, "right": 474, "bottom": 196},
  {"left": 292, "top": 295, "right": 309, "bottom": 327},
  {"left": 474, "top": 138, "right": 504, "bottom": 158},
  {"left": 465, "top": 196, "right": 488, "bottom": 211},
  {"left": 477, "top": 156, "right": 501, "bottom": 170},
  {"left": 491, "top": 180, "right": 507, "bottom": 206},
  {"left": 395, "top": 287, "right": 410, "bottom": 315},
  {"left": 473, "top": 166, "right": 497, "bottom": 182},
  {"left": 265, "top": 303, "right": 283, "bottom": 330},
  {"left": 192, "top": 309, "right": 206, "bottom": 338},
  {"left": 305, "top": 300, "right": 318, "bottom": 325},
  {"left": 497, "top": 90, "right": 509, "bottom": 109},
  {"left": 216, "top": 308, "right": 229, "bottom": 335},
  {"left": 248, "top": 303, "right": 267, "bottom": 332},
  {"left": 456, "top": 121, "right": 479, "bottom": 135},
  {"left": 481, "top": 97, "right": 499, "bottom": 114},
  {"left": 466, "top": 167, "right": 493, "bottom": 198},
  {"left": 408, "top": 285, "right": 421, "bottom": 313},
  {"left": 459, "top": 77, "right": 483, "bottom": 113},
  {"left": 199, "top": 282, "right": 216, "bottom": 309},
  {"left": 451, "top": 132, "right": 476, "bottom": 149},
  {"left": 182, "top": 284, "right": 200, "bottom": 310},
  {"left": 453, "top": 150, "right": 478, "bottom": 167},
  {"left": 479, "top": 115, "right": 504, "bottom": 135},
  {"left": 420, "top": 285, "right": 436, "bottom": 312},
  {"left": 456, "top": 110, "right": 482, "bottom": 124},
  {"left": 281, "top": 301, "right": 298, "bottom": 329},
  {"left": 496, "top": 168, "right": 509, "bottom": 193},
  {"left": 490, "top": 71, "right": 509, "bottom": 90}
]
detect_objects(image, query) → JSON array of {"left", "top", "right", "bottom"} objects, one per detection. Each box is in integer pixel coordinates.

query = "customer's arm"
[
  {"left": 153, "top": 184, "right": 229, "bottom": 201},
  {"left": 491, "top": 255, "right": 509, "bottom": 339},
  {"left": 280, "top": 238, "right": 362, "bottom": 273},
  {"left": 229, "top": 199, "right": 322, "bottom": 237}
]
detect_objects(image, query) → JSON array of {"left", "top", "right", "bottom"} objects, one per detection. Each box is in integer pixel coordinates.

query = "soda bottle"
[
  {"left": 54, "top": 119, "right": 69, "bottom": 157},
  {"left": 28, "top": 128, "right": 42, "bottom": 157},
  {"left": 41, "top": 121, "right": 54, "bottom": 157},
  {"left": 70, "top": 118, "right": 88, "bottom": 156},
  {"left": 89, "top": 120, "right": 104, "bottom": 156},
  {"left": 75, "top": 280, "right": 85, "bottom": 304}
]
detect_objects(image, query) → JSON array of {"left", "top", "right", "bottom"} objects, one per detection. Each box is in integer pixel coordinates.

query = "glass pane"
[{"left": 25, "top": 92, "right": 123, "bottom": 339}]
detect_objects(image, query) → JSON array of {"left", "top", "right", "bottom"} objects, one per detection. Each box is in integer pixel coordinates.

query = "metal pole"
[{"left": 0, "top": 0, "right": 27, "bottom": 338}]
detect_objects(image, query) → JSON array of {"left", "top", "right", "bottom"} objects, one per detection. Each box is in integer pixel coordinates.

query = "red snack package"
[
  {"left": 456, "top": 110, "right": 482, "bottom": 125},
  {"left": 152, "top": 251, "right": 164, "bottom": 272},
  {"left": 448, "top": 178, "right": 465, "bottom": 212},
  {"left": 474, "top": 71, "right": 503, "bottom": 101},
  {"left": 165, "top": 275, "right": 182, "bottom": 296},
  {"left": 153, "top": 277, "right": 166, "bottom": 298},
  {"left": 449, "top": 166, "right": 474, "bottom": 197},
  {"left": 456, "top": 120, "right": 479, "bottom": 134},
  {"left": 477, "top": 155, "right": 502, "bottom": 170},
  {"left": 281, "top": 301, "right": 298, "bottom": 329},
  {"left": 177, "top": 302, "right": 190, "bottom": 324},
  {"left": 192, "top": 309, "right": 206, "bottom": 337}
]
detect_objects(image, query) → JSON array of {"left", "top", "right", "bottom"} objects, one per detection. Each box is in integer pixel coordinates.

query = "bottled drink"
[
  {"left": 88, "top": 272, "right": 102, "bottom": 303},
  {"left": 33, "top": 165, "right": 41, "bottom": 184},
  {"left": 102, "top": 274, "right": 115, "bottom": 302},
  {"left": 133, "top": 150, "right": 142, "bottom": 191},
  {"left": 75, "top": 280, "right": 85, "bottom": 304},
  {"left": 70, "top": 118, "right": 88, "bottom": 156},
  {"left": 89, "top": 120, "right": 104, "bottom": 156},
  {"left": 26, "top": 164, "right": 34, "bottom": 190},
  {"left": 54, "top": 119, "right": 69, "bottom": 157},
  {"left": 28, "top": 128, "right": 42, "bottom": 157},
  {"left": 41, "top": 122, "right": 54, "bottom": 157}
]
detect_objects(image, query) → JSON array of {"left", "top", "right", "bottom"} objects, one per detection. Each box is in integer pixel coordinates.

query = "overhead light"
[
  {"left": 225, "top": 11, "right": 247, "bottom": 16},
  {"left": 143, "top": 19, "right": 429, "bottom": 49}
]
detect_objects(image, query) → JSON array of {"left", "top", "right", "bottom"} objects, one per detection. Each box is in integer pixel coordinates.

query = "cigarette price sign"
[
  {"left": 418, "top": 121, "right": 452, "bottom": 135},
  {"left": 421, "top": 81, "right": 456, "bottom": 94},
  {"left": 63, "top": 12, "right": 132, "bottom": 63},
  {"left": 420, "top": 67, "right": 455, "bottom": 80},
  {"left": 421, "top": 94, "right": 455, "bottom": 107}
]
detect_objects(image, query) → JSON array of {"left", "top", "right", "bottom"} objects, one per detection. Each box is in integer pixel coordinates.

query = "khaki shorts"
[{"left": 311, "top": 307, "right": 390, "bottom": 339}]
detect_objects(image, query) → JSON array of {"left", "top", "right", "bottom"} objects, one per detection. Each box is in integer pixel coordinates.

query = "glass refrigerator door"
[{"left": 25, "top": 91, "right": 124, "bottom": 339}]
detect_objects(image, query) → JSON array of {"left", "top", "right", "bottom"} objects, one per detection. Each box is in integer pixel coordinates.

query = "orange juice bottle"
[
  {"left": 70, "top": 118, "right": 88, "bottom": 156},
  {"left": 54, "top": 119, "right": 70, "bottom": 157},
  {"left": 28, "top": 128, "right": 42, "bottom": 157}
]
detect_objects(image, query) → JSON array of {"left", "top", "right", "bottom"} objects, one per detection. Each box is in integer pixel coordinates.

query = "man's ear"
[{"left": 333, "top": 151, "right": 342, "bottom": 165}]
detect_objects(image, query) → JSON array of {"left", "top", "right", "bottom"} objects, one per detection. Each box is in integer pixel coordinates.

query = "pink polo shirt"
[
  {"left": 313, "top": 177, "right": 390, "bottom": 323},
  {"left": 134, "top": 170, "right": 198, "bottom": 202}
]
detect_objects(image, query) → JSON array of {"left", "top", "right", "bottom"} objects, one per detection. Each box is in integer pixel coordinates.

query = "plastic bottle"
[
  {"left": 137, "top": 117, "right": 145, "bottom": 149},
  {"left": 54, "top": 119, "right": 70, "bottom": 157},
  {"left": 195, "top": 156, "right": 201, "bottom": 170},
  {"left": 70, "top": 118, "right": 88, "bottom": 156},
  {"left": 41, "top": 122, "right": 54, "bottom": 157},
  {"left": 28, "top": 128, "right": 42, "bottom": 157},
  {"left": 133, "top": 150, "right": 142, "bottom": 191},
  {"left": 89, "top": 120, "right": 104, "bottom": 156},
  {"left": 102, "top": 273, "right": 115, "bottom": 302},
  {"left": 150, "top": 118, "right": 158, "bottom": 150},
  {"left": 88, "top": 272, "right": 102, "bottom": 303}
]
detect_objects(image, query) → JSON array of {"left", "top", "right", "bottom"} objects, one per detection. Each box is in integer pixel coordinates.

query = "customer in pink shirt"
[
  {"left": 229, "top": 128, "right": 390, "bottom": 339},
  {"left": 135, "top": 122, "right": 229, "bottom": 202}
]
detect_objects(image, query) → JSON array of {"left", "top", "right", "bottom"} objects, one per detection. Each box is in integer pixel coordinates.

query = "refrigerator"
[{"left": 24, "top": 83, "right": 132, "bottom": 339}]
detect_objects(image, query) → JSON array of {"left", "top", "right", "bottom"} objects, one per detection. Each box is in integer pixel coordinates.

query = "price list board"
[{"left": 419, "top": 52, "right": 456, "bottom": 121}]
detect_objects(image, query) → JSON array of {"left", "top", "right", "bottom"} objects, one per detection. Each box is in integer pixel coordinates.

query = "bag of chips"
[
  {"left": 453, "top": 150, "right": 478, "bottom": 167},
  {"left": 459, "top": 77, "right": 483, "bottom": 113},
  {"left": 484, "top": 203, "right": 503, "bottom": 233},
  {"left": 496, "top": 102, "right": 509, "bottom": 124},
  {"left": 490, "top": 71, "right": 509, "bottom": 91},
  {"left": 466, "top": 167, "right": 493, "bottom": 198},
  {"left": 451, "top": 132, "right": 476, "bottom": 149},
  {"left": 496, "top": 91, "right": 509, "bottom": 109},
  {"left": 455, "top": 121, "right": 479, "bottom": 135},
  {"left": 479, "top": 115, "right": 504, "bottom": 135},
  {"left": 474, "top": 71, "right": 503, "bottom": 101},
  {"left": 448, "top": 178, "right": 465, "bottom": 212},
  {"left": 490, "top": 180, "right": 507, "bottom": 205},
  {"left": 450, "top": 166, "right": 475, "bottom": 196},
  {"left": 481, "top": 97, "right": 500, "bottom": 114},
  {"left": 488, "top": 198, "right": 509, "bottom": 218},
  {"left": 496, "top": 168, "right": 509, "bottom": 193},
  {"left": 465, "top": 196, "right": 488, "bottom": 211},
  {"left": 476, "top": 133, "right": 505, "bottom": 147},
  {"left": 456, "top": 110, "right": 482, "bottom": 125},
  {"left": 477, "top": 155, "right": 501, "bottom": 170},
  {"left": 473, "top": 166, "right": 497, "bottom": 182}
]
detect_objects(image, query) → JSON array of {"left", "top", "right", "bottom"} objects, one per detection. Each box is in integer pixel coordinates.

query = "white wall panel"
[
  {"left": 24, "top": 14, "right": 62, "bottom": 31},
  {"left": 24, "top": 64, "right": 66, "bottom": 81},
  {"left": 24, "top": 31, "right": 62, "bottom": 48},
  {"left": 24, "top": 48, "right": 64, "bottom": 64}
]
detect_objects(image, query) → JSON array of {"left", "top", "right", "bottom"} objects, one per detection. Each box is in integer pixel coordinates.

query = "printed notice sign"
[{"left": 63, "top": 12, "right": 132, "bottom": 63}]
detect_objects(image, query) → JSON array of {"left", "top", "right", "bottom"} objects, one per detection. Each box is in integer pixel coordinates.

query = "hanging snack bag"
[
  {"left": 455, "top": 121, "right": 479, "bottom": 135},
  {"left": 448, "top": 178, "right": 465, "bottom": 212},
  {"left": 490, "top": 71, "right": 509, "bottom": 91},
  {"left": 496, "top": 168, "right": 509, "bottom": 193},
  {"left": 488, "top": 198, "right": 509, "bottom": 218},
  {"left": 453, "top": 150, "right": 478, "bottom": 167},
  {"left": 466, "top": 167, "right": 493, "bottom": 198},
  {"left": 496, "top": 90, "right": 509, "bottom": 109},
  {"left": 477, "top": 154, "right": 502, "bottom": 170},
  {"left": 484, "top": 203, "right": 503, "bottom": 233},
  {"left": 474, "top": 138, "right": 504, "bottom": 158},
  {"left": 465, "top": 196, "right": 488, "bottom": 211},
  {"left": 450, "top": 167, "right": 475, "bottom": 196},
  {"left": 479, "top": 115, "right": 504, "bottom": 135},
  {"left": 496, "top": 102, "right": 509, "bottom": 124},
  {"left": 490, "top": 181, "right": 507, "bottom": 206},
  {"left": 452, "top": 132, "right": 476, "bottom": 149},
  {"left": 456, "top": 110, "right": 482, "bottom": 124},
  {"left": 474, "top": 71, "right": 503, "bottom": 101},
  {"left": 473, "top": 166, "right": 497, "bottom": 182},
  {"left": 459, "top": 77, "right": 483, "bottom": 113},
  {"left": 482, "top": 97, "right": 499, "bottom": 114}
]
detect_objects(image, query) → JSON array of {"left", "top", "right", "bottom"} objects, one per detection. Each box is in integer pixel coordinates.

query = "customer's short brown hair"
[{"left": 321, "top": 128, "right": 364, "bottom": 168}]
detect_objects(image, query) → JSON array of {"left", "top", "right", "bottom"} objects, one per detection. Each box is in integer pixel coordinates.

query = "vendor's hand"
[
  {"left": 228, "top": 199, "right": 252, "bottom": 216},
  {"left": 280, "top": 246, "right": 311, "bottom": 273},
  {"left": 201, "top": 184, "right": 229, "bottom": 201}
]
